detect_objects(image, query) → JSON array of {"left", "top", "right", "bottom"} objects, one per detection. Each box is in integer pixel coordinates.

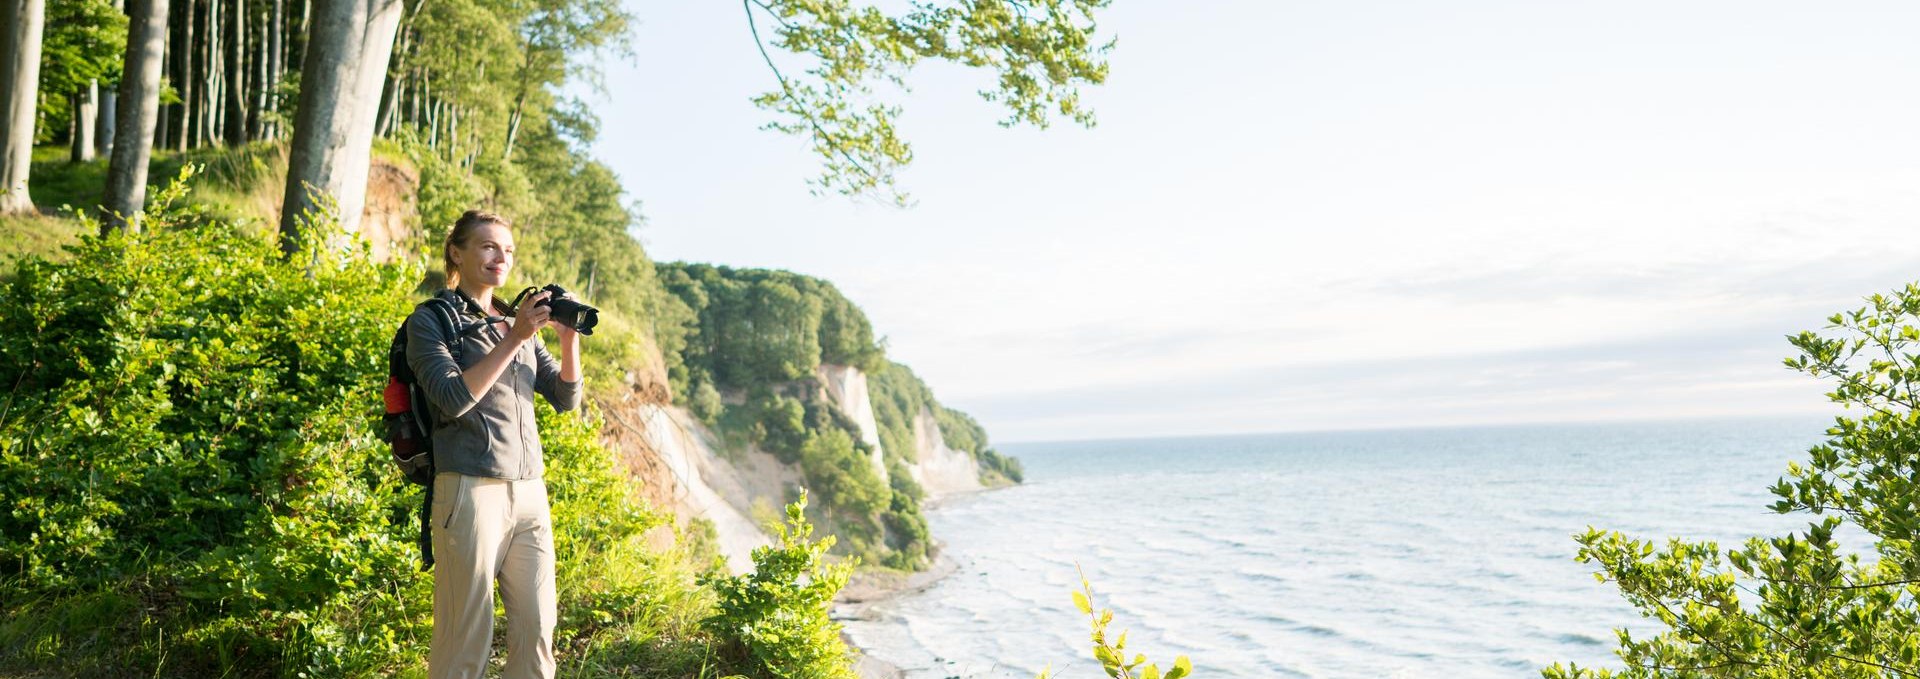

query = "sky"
[{"left": 583, "top": 2, "right": 1920, "bottom": 443}]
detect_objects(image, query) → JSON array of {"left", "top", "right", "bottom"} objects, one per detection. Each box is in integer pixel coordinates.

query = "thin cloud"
[{"left": 965, "top": 319, "right": 1840, "bottom": 442}]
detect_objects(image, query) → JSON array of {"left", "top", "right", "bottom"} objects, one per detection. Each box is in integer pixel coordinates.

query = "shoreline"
[
  {"left": 831, "top": 484, "right": 1009, "bottom": 679},
  {"left": 833, "top": 545, "right": 963, "bottom": 679}
]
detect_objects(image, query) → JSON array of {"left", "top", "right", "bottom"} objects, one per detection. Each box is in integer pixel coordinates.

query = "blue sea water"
[{"left": 837, "top": 417, "right": 1842, "bottom": 678}]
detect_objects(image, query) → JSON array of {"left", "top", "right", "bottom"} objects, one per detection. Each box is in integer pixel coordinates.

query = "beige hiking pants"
[{"left": 429, "top": 472, "right": 557, "bottom": 679}]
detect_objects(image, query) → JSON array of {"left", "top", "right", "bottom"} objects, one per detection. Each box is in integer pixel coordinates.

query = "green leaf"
[{"left": 1166, "top": 655, "right": 1192, "bottom": 679}]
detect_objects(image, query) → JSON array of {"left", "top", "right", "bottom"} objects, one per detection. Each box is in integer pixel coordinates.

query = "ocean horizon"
[{"left": 841, "top": 415, "right": 1840, "bottom": 678}]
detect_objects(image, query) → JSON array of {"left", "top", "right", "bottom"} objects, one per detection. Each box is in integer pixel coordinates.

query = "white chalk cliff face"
[
  {"left": 622, "top": 403, "right": 791, "bottom": 573},
  {"left": 816, "top": 364, "right": 890, "bottom": 481},
  {"left": 603, "top": 363, "right": 987, "bottom": 574},
  {"left": 908, "top": 405, "right": 984, "bottom": 498}
]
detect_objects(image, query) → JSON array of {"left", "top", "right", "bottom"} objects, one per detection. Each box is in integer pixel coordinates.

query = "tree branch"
[{"left": 740, "top": 0, "right": 875, "bottom": 187}]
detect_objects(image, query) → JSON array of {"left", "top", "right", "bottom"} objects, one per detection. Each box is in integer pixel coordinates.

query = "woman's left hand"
[{"left": 549, "top": 291, "right": 580, "bottom": 342}]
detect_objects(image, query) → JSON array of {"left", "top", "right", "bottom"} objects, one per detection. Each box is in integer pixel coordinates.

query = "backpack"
[{"left": 382, "top": 292, "right": 483, "bottom": 570}]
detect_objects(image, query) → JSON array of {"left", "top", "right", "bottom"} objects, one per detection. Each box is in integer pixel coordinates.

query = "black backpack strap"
[
  {"left": 412, "top": 294, "right": 467, "bottom": 573},
  {"left": 419, "top": 296, "right": 467, "bottom": 365},
  {"left": 412, "top": 291, "right": 510, "bottom": 572},
  {"left": 419, "top": 482, "right": 435, "bottom": 571}
]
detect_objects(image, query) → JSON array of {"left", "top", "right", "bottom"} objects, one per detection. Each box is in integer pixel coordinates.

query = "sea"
[{"left": 838, "top": 416, "right": 1847, "bottom": 679}]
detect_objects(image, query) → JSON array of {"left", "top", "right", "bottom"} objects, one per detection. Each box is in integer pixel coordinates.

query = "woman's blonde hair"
[{"left": 443, "top": 210, "right": 512, "bottom": 286}]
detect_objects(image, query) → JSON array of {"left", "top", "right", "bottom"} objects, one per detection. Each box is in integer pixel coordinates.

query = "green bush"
[
  {"left": 658, "top": 264, "right": 882, "bottom": 395},
  {"left": 0, "top": 170, "right": 684, "bottom": 678},
  {"left": 797, "top": 428, "right": 887, "bottom": 520},
  {"left": 0, "top": 170, "right": 427, "bottom": 675},
  {"left": 700, "top": 494, "right": 859, "bottom": 679},
  {"left": 1546, "top": 285, "right": 1920, "bottom": 678},
  {"left": 731, "top": 387, "right": 809, "bottom": 463},
  {"left": 689, "top": 380, "right": 726, "bottom": 425},
  {"left": 879, "top": 462, "right": 930, "bottom": 570},
  {"left": 978, "top": 448, "right": 1025, "bottom": 484}
]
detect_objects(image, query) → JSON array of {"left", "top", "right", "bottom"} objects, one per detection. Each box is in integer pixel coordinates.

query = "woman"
[{"left": 406, "top": 209, "right": 582, "bottom": 679}]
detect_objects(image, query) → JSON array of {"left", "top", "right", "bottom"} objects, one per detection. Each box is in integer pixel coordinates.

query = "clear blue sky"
[{"left": 584, "top": 2, "right": 1920, "bottom": 443}]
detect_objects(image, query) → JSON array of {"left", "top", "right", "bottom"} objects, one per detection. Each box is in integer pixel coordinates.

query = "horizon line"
[{"left": 995, "top": 408, "right": 1843, "bottom": 448}]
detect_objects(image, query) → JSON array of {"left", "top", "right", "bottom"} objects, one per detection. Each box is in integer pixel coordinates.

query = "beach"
[{"left": 835, "top": 546, "right": 964, "bottom": 679}]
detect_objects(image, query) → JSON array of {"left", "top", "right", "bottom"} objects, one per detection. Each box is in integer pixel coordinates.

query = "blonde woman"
[{"left": 406, "top": 209, "right": 582, "bottom": 679}]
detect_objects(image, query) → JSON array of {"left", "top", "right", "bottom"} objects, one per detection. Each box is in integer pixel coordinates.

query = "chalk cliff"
[{"left": 599, "top": 363, "right": 989, "bottom": 573}]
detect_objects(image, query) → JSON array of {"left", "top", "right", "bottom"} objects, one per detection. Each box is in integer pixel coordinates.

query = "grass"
[
  {"left": 24, "top": 141, "right": 292, "bottom": 220},
  {"left": 3, "top": 141, "right": 321, "bottom": 275},
  {"left": 0, "top": 213, "right": 85, "bottom": 275}
]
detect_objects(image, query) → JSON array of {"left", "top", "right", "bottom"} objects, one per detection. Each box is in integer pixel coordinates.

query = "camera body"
[{"left": 523, "top": 284, "right": 600, "bottom": 335}]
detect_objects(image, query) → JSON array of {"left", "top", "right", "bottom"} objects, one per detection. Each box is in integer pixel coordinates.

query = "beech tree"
[
  {"left": 1548, "top": 286, "right": 1920, "bottom": 678},
  {"left": 276, "top": 0, "right": 402, "bottom": 247},
  {"left": 99, "top": 0, "right": 168, "bottom": 233},
  {"left": 0, "top": 0, "right": 46, "bottom": 214}
]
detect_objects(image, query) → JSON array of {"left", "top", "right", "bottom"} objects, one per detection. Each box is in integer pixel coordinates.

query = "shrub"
[
  {"left": 1547, "top": 285, "right": 1920, "bottom": 678},
  {"left": 797, "top": 428, "right": 887, "bottom": 520},
  {"left": 0, "top": 169, "right": 674, "bottom": 677},
  {"left": 0, "top": 169, "right": 427, "bottom": 675},
  {"left": 700, "top": 494, "right": 859, "bottom": 679}
]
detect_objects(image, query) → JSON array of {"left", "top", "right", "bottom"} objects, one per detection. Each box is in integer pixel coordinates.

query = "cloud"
[
  {"left": 1344, "top": 250, "right": 1920, "bottom": 307},
  {"left": 961, "top": 318, "right": 1841, "bottom": 442}
]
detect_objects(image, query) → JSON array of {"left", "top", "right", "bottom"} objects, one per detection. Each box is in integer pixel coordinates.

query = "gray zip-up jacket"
[{"left": 405, "top": 290, "right": 582, "bottom": 480}]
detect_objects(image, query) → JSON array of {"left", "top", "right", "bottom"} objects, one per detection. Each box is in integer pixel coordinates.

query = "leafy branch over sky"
[{"left": 742, "top": 0, "right": 1114, "bottom": 204}]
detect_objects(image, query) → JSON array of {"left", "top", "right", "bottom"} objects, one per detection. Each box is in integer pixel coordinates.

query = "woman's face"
[{"left": 452, "top": 222, "right": 514, "bottom": 288}]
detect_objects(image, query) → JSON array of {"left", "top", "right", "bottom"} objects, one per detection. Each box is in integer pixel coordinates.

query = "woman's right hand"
[{"left": 510, "top": 290, "right": 552, "bottom": 343}]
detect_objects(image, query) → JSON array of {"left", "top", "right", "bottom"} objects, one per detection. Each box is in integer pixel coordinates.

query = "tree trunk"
[
  {"left": 71, "top": 82, "right": 98, "bottom": 162},
  {"left": 291, "top": 0, "right": 307, "bottom": 67},
  {"left": 445, "top": 104, "right": 456, "bottom": 161},
  {"left": 0, "top": 0, "right": 46, "bottom": 214},
  {"left": 99, "top": 0, "right": 123, "bottom": 157},
  {"left": 95, "top": 89, "right": 116, "bottom": 156},
  {"left": 223, "top": 0, "right": 246, "bottom": 145},
  {"left": 501, "top": 95, "right": 523, "bottom": 162},
  {"left": 102, "top": 0, "right": 169, "bottom": 233},
  {"left": 277, "top": 0, "right": 402, "bottom": 252},
  {"left": 501, "top": 37, "right": 534, "bottom": 163},
  {"left": 171, "top": 0, "right": 192, "bottom": 151},
  {"left": 261, "top": 0, "right": 281, "bottom": 140},
  {"left": 199, "top": 0, "right": 216, "bottom": 145},
  {"left": 373, "top": 29, "right": 403, "bottom": 137},
  {"left": 374, "top": 0, "right": 423, "bottom": 138},
  {"left": 247, "top": 0, "right": 265, "bottom": 139},
  {"left": 155, "top": 7, "right": 169, "bottom": 149},
  {"left": 96, "top": 0, "right": 123, "bottom": 157}
]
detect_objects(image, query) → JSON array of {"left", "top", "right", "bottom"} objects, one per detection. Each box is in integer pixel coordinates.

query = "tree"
[
  {"left": 1546, "top": 285, "right": 1920, "bottom": 678},
  {"left": 276, "top": 0, "right": 403, "bottom": 249},
  {"left": 0, "top": 0, "right": 46, "bottom": 214},
  {"left": 741, "top": 0, "right": 1115, "bottom": 203},
  {"left": 498, "top": 0, "right": 625, "bottom": 162},
  {"left": 99, "top": 0, "right": 169, "bottom": 233},
  {"left": 40, "top": 0, "right": 126, "bottom": 163}
]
